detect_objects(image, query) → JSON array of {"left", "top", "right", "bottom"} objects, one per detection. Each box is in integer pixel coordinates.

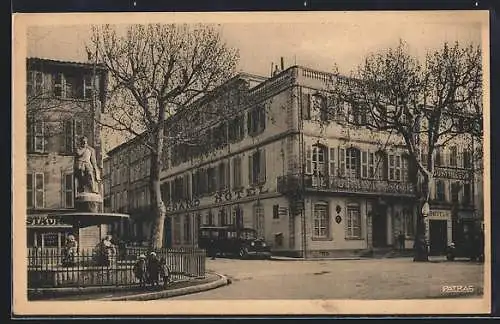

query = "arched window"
[{"left": 313, "top": 201, "right": 330, "bottom": 239}]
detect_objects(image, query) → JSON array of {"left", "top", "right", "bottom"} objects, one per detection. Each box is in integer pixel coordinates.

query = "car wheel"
[{"left": 239, "top": 247, "right": 248, "bottom": 259}]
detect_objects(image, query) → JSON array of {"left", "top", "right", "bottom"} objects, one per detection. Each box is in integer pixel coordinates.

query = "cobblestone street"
[{"left": 170, "top": 257, "right": 484, "bottom": 300}]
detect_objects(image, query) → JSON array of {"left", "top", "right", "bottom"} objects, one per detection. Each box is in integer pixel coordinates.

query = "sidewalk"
[{"left": 28, "top": 272, "right": 230, "bottom": 301}]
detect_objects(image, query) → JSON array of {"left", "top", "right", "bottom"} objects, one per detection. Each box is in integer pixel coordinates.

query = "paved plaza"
[{"left": 170, "top": 257, "right": 484, "bottom": 300}]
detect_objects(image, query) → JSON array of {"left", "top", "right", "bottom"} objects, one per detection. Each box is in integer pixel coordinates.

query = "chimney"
[{"left": 280, "top": 57, "right": 284, "bottom": 71}]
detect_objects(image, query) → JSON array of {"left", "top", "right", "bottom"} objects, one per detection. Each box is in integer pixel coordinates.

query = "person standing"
[
  {"left": 397, "top": 232, "right": 405, "bottom": 251},
  {"left": 147, "top": 252, "right": 161, "bottom": 287}
]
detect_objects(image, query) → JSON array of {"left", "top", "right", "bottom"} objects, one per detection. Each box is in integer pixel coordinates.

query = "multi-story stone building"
[
  {"left": 26, "top": 57, "right": 107, "bottom": 249},
  {"left": 104, "top": 65, "right": 482, "bottom": 257}
]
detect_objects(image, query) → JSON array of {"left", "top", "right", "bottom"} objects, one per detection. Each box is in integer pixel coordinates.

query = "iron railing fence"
[{"left": 27, "top": 246, "right": 206, "bottom": 289}]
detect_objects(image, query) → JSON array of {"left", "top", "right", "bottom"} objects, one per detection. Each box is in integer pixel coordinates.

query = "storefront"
[
  {"left": 26, "top": 215, "right": 74, "bottom": 249},
  {"left": 425, "top": 209, "right": 453, "bottom": 255}
]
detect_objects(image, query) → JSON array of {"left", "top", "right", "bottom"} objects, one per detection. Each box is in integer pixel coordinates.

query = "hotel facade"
[{"left": 104, "top": 65, "right": 482, "bottom": 257}]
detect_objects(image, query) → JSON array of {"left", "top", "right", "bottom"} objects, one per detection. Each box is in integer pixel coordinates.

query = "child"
[
  {"left": 159, "top": 257, "right": 171, "bottom": 288},
  {"left": 133, "top": 254, "right": 148, "bottom": 288}
]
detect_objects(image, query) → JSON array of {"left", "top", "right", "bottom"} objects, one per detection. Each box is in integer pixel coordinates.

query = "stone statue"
[{"left": 74, "top": 136, "right": 101, "bottom": 194}]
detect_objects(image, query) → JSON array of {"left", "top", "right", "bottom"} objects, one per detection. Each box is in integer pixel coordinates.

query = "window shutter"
[
  {"left": 226, "top": 160, "right": 231, "bottom": 189},
  {"left": 329, "top": 147, "right": 335, "bottom": 177},
  {"left": 259, "top": 149, "right": 266, "bottom": 183},
  {"left": 248, "top": 154, "right": 253, "bottom": 185},
  {"left": 27, "top": 118, "right": 34, "bottom": 152},
  {"left": 339, "top": 148, "right": 346, "bottom": 177},
  {"left": 247, "top": 111, "right": 252, "bottom": 135},
  {"left": 27, "top": 173, "right": 33, "bottom": 208},
  {"left": 305, "top": 146, "right": 312, "bottom": 174},
  {"left": 361, "top": 151, "right": 368, "bottom": 179},
  {"left": 259, "top": 107, "right": 266, "bottom": 132}
]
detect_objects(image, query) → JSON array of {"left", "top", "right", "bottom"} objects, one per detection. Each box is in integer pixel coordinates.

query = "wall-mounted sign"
[
  {"left": 214, "top": 185, "right": 269, "bottom": 204},
  {"left": 335, "top": 215, "right": 342, "bottom": 224},
  {"left": 166, "top": 198, "right": 201, "bottom": 212},
  {"left": 336, "top": 205, "right": 342, "bottom": 214},
  {"left": 27, "top": 216, "right": 70, "bottom": 227},
  {"left": 434, "top": 167, "right": 471, "bottom": 180},
  {"left": 429, "top": 210, "right": 452, "bottom": 220}
]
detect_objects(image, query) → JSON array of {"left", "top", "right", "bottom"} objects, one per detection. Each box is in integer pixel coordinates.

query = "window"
[
  {"left": 402, "top": 208, "right": 414, "bottom": 237},
  {"left": 27, "top": 174, "right": 33, "bottom": 208},
  {"left": 228, "top": 115, "right": 245, "bottom": 142},
  {"left": 463, "top": 183, "right": 471, "bottom": 205},
  {"left": 247, "top": 105, "right": 266, "bottom": 136},
  {"left": 253, "top": 204, "right": 265, "bottom": 239},
  {"left": 64, "top": 119, "right": 84, "bottom": 153},
  {"left": 463, "top": 150, "right": 471, "bottom": 168},
  {"left": 27, "top": 71, "right": 44, "bottom": 97},
  {"left": 29, "top": 173, "right": 45, "bottom": 208},
  {"left": 207, "top": 167, "right": 217, "bottom": 193},
  {"left": 368, "top": 152, "right": 375, "bottom": 178},
  {"left": 312, "top": 145, "right": 327, "bottom": 176},
  {"left": 435, "top": 148, "right": 442, "bottom": 167},
  {"left": 449, "top": 146, "right": 458, "bottom": 167},
  {"left": 27, "top": 119, "right": 45, "bottom": 153},
  {"left": 248, "top": 149, "right": 266, "bottom": 185},
  {"left": 329, "top": 148, "right": 336, "bottom": 178},
  {"left": 313, "top": 202, "right": 329, "bottom": 238},
  {"left": 53, "top": 72, "right": 86, "bottom": 99},
  {"left": 312, "top": 94, "right": 328, "bottom": 121},
  {"left": 62, "top": 173, "right": 74, "bottom": 208},
  {"left": 338, "top": 148, "right": 346, "bottom": 177},
  {"left": 451, "top": 182, "right": 460, "bottom": 203},
  {"left": 273, "top": 204, "right": 280, "bottom": 219},
  {"left": 345, "top": 148, "right": 360, "bottom": 178},
  {"left": 435, "top": 180, "right": 446, "bottom": 201},
  {"left": 83, "top": 75, "right": 95, "bottom": 99},
  {"left": 361, "top": 151, "right": 368, "bottom": 178},
  {"left": 232, "top": 157, "right": 242, "bottom": 189},
  {"left": 218, "top": 162, "right": 229, "bottom": 191},
  {"left": 183, "top": 173, "right": 191, "bottom": 199},
  {"left": 374, "top": 152, "right": 387, "bottom": 180},
  {"left": 402, "top": 155, "right": 409, "bottom": 182},
  {"left": 388, "top": 154, "right": 401, "bottom": 181},
  {"left": 306, "top": 146, "right": 312, "bottom": 174},
  {"left": 346, "top": 204, "right": 361, "bottom": 239}
]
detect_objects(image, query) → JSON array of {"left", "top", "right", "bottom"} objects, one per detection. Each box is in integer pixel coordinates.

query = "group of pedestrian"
[{"left": 133, "top": 251, "right": 171, "bottom": 288}]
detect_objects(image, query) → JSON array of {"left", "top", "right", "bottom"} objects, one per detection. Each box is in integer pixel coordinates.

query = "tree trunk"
[
  {"left": 149, "top": 124, "right": 166, "bottom": 249},
  {"left": 413, "top": 173, "right": 430, "bottom": 262}
]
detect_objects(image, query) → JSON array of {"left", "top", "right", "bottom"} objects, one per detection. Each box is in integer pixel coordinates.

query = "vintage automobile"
[
  {"left": 446, "top": 230, "right": 484, "bottom": 262},
  {"left": 198, "top": 226, "right": 272, "bottom": 259}
]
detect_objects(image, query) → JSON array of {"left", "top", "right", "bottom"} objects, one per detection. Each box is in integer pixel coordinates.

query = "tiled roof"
[{"left": 27, "top": 57, "right": 107, "bottom": 71}]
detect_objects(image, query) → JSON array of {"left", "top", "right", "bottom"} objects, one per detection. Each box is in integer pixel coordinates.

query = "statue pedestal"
[{"left": 75, "top": 192, "right": 103, "bottom": 213}]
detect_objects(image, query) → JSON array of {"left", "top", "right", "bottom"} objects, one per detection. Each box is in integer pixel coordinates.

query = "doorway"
[
  {"left": 372, "top": 205, "right": 388, "bottom": 247},
  {"left": 429, "top": 220, "right": 448, "bottom": 256}
]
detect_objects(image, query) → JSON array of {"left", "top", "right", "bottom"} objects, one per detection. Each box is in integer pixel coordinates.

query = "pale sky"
[
  {"left": 24, "top": 12, "right": 485, "bottom": 153},
  {"left": 26, "top": 13, "right": 482, "bottom": 77}
]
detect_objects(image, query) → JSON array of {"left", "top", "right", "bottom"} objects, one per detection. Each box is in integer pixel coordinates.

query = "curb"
[
  {"left": 28, "top": 278, "right": 195, "bottom": 300},
  {"left": 98, "top": 273, "right": 230, "bottom": 301},
  {"left": 270, "top": 257, "right": 367, "bottom": 261}
]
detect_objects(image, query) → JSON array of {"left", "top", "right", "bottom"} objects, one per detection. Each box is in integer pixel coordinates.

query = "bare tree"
[
  {"left": 322, "top": 40, "right": 483, "bottom": 261},
  {"left": 87, "top": 24, "right": 239, "bottom": 248}
]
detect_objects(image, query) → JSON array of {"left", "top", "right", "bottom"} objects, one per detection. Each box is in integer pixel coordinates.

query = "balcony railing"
[{"left": 277, "top": 174, "right": 416, "bottom": 197}]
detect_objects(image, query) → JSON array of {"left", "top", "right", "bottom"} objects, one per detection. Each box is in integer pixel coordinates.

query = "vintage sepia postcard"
[{"left": 12, "top": 10, "right": 491, "bottom": 316}]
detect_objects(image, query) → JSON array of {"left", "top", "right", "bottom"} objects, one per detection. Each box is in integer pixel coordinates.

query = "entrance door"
[
  {"left": 372, "top": 206, "right": 387, "bottom": 247},
  {"left": 429, "top": 220, "right": 448, "bottom": 256}
]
